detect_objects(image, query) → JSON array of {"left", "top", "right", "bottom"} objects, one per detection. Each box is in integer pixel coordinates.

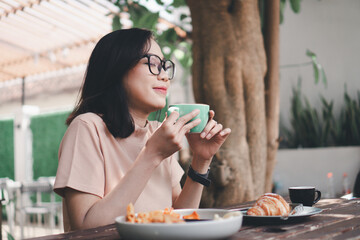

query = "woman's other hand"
[{"left": 186, "top": 110, "right": 231, "bottom": 164}]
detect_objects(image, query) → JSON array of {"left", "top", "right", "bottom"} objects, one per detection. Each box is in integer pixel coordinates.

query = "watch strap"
[{"left": 187, "top": 165, "right": 211, "bottom": 187}]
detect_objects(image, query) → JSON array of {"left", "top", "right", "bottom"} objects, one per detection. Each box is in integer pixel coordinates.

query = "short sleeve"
[{"left": 54, "top": 118, "right": 105, "bottom": 198}]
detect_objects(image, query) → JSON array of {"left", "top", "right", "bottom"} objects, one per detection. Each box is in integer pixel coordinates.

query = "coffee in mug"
[
  {"left": 288, "top": 186, "right": 321, "bottom": 206},
  {"left": 167, "top": 104, "right": 209, "bottom": 133}
]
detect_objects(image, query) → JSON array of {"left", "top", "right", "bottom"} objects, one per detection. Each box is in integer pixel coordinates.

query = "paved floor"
[{"left": 2, "top": 221, "right": 62, "bottom": 240}]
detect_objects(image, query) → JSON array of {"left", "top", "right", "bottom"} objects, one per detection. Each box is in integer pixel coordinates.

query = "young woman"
[{"left": 54, "top": 28, "right": 231, "bottom": 231}]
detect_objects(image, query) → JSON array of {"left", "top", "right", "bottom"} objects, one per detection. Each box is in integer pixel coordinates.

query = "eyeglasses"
[{"left": 142, "top": 54, "right": 175, "bottom": 80}]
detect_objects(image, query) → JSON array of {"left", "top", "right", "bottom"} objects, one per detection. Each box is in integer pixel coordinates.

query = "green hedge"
[
  {"left": 0, "top": 112, "right": 69, "bottom": 180},
  {"left": 30, "top": 112, "right": 69, "bottom": 179},
  {"left": 0, "top": 119, "right": 15, "bottom": 179}
]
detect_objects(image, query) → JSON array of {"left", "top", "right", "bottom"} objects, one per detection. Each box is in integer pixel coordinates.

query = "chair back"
[
  {"left": 0, "top": 178, "right": 10, "bottom": 204},
  {"left": 0, "top": 178, "right": 21, "bottom": 237},
  {"left": 18, "top": 177, "right": 62, "bottom": 239},
  {"left": 20, "top": 177, "right": 55, "bottom": 209}
]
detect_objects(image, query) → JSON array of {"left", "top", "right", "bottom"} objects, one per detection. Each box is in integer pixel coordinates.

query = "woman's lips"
[{"left": 153, "top": 87, "right": 167, "bottom": 95}]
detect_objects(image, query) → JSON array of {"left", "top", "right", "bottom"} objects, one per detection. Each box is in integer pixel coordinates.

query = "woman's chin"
[
  {"left": 148, "top": 103, "right": 166, "bottom": 113},
  {"left": 155, "top": 101, "right": 167, "bottom": 110}
]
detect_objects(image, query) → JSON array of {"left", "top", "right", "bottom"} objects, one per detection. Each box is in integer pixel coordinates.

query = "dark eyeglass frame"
[{"left": 141, "top": 54, "right": 175, "bottom": 80}]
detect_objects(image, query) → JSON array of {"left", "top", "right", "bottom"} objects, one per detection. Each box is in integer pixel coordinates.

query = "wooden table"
[{"left": 28, "top": 198, "right": 360, "bottom": 240}]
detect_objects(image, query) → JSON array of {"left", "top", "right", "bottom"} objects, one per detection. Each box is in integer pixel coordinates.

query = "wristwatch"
[{"left": 187, "top": 165, "right": 211, "bottom": 187}]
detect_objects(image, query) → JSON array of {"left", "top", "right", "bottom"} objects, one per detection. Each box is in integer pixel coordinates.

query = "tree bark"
[
  {"left": 187, "top": 0, "right": 267, "bottom": 206},
  {"left": 263, "top": 0, "right": 280, "bottom": 193}
]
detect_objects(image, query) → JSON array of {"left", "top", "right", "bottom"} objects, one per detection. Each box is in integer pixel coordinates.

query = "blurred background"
[{"left": 1, "top": 0, "right": 360, "bottom": 239}]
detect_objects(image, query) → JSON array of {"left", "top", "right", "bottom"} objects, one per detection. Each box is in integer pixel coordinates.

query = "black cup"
[{"left": 289, "top": 186, "right": 321, "bottom": 206}]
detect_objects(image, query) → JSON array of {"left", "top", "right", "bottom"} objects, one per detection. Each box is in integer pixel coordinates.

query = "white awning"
[{"left": 0, "top": 0, "right": 119, "bottom": 83}]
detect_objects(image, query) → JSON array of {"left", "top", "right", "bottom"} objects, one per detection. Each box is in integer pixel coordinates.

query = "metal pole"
[{"left": 21, "top": 77, "right": 25, "bottom": 105}]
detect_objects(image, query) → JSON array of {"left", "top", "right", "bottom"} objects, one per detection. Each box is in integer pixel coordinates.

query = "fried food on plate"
[
  {"left": 125, "top": 203, "right": 186, "bottom": 223},
  {"left": 183, "top": 211, "right": 200, "bottom": 220}
]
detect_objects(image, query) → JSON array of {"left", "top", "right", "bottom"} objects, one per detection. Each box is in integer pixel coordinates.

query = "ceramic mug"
[
  {"left": 288, "top": 186, "right": 321, "bottom": 206},
  {"left": 167, "top": 104, "right": 210, "bottom": 133}
]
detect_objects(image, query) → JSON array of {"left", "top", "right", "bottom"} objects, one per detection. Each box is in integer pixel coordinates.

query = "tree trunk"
[
  {"left": 263, "top": 0, "right": 280, "bottom": 193},
  {"left": 187, "top": 0, "right": 267, "bottom": 206}
]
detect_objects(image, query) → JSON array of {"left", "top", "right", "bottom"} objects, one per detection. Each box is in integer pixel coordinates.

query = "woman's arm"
[
  {"left": 64, "top": 145, "right": 162, "bottom": 230},
  {"left": 173, "top": 110, "right": 231, "bottom": 209},
  {"left": 172, "top": 155, "right": 211, "bottom": 209}
]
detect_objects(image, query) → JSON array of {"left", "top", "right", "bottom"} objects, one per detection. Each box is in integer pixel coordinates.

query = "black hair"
[{"left": 66, "top": 28, "right": 153, "bottom": 138}]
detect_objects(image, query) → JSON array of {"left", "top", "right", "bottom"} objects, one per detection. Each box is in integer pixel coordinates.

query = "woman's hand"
[
  {"left": 145, "top": 110, "right": 202, "bottom": 161},
  {"left": 186, "top": 110, "right": 231, "bottom": 164}
]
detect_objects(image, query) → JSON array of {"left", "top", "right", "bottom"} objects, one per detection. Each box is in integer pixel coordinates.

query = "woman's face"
[{"left": 124, "top": 39, "right": 170, "bottom": 115}]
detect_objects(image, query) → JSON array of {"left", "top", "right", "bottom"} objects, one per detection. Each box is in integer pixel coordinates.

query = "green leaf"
[
  {"left": 155, "top": 0, "right": 164, "bottom": 6},
  {"left": 280, "top": 0, "right": 286, "bottom": 24},
  {"left": 306, "top": 49, "right": 316, "bottom": 58},
  {"left": 280, "top": 10, "right": 284, "bottom": 24},
  {"left": 280, "top": 0, "right": 286, "bottom": 11},
  {"left": 133, "top": 11, "right": 159, "bottom": 30},
  {"left": 306, "top": 49, "right": 325, "bottom": 85},
  {"left": 128, "top": 3, "right": 159, "bottom": 30},
  {"left": 290, "top": 0, "right": 301, "bottom": 13},
  {"left": 180, "top": 14, "right": 188, "bottom": 21},
  {"left": 172, "top": 0, "right": 186, "bottom": 8},
  {"left": 178, "top": 44, "right": 193, "bottom": 69},
  {"left": 112, "top": 15, "right": 122, "bottom": 31},
  {"left": 7, "top": 232, "right": 15, "bottom": 240},
  {"left": 157, "top": 28, "right": 178, "bottom": 46},
  {"left": 312, "top": 63, "right": 319, "bottom": 84},
  {"left": 321, "top": 68, "right": 328, "bottom": 87},
  {"left": 345, "top": 91, "right": 351, "bottom": 104},
  {"left": 165, "top": 28, "right": 178, "bottom": 43}
]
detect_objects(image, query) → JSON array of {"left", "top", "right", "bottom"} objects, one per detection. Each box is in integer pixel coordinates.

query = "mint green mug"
[{"left": 167, "top": 104, "right": 210, "bottom": 133}]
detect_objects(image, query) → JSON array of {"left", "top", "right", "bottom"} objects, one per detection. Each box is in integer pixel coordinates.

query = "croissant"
[{"left": 247, "top": 193, "right": 291, "bottom": 216}]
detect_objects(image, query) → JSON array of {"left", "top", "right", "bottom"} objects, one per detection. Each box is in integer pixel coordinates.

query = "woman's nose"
[{"left": 157, "top": 68, "right": 169, "bottom": 81}]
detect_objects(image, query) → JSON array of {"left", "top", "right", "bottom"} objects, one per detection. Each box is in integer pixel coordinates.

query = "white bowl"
[{"left": 115, "top": 208, "right": 243, "bottom": 240}]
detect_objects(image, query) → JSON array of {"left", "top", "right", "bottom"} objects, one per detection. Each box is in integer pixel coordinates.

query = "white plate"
[
  {"left": 115, "top": 208, "right": 243, "bottom": 240},
  {"left": 240, "top": 206, "right": 322, "bottom": 224}
]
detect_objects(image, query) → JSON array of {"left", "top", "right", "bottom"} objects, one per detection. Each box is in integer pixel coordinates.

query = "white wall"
[
  {"left": 279, "top": 0, "right": 360, "bottom": 128},
  {"left": 274, "top": 146, "right": 360, "bottom": 197}
]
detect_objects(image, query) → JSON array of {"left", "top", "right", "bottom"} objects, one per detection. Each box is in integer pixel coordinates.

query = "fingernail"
[
  {"left": 200, "top": 132, "right": 206, "bottom": 138},
  {"left": 220, "top": 131, "right": 224, "bottom": 136},
  {"left": 206, "top": 134, "right": 212, "bottom": 139}
]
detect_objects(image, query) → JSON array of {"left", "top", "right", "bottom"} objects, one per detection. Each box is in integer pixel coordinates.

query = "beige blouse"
[{"left": 54, "top": 113, "right": 184, "bottom": 229}]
